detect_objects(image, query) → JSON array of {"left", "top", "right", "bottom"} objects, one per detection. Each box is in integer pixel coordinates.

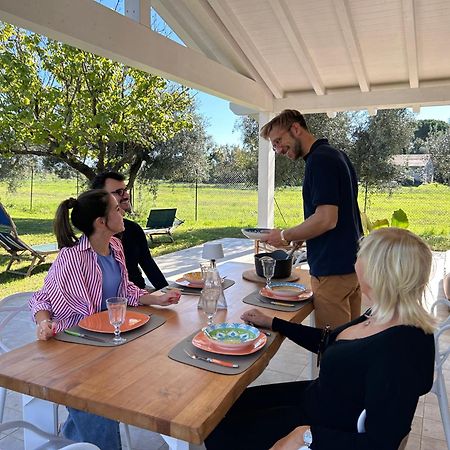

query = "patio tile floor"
[{"left": 0, "top": 239, "right": 448, "bottom": 450}]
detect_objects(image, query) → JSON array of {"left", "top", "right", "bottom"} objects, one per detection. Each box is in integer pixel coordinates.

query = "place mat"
[
  {"left": 168, "top": 329, "right": 276, "bottom": 375},
  {"left": 242, "top": 269, "right": 300, "bottom": 283},
  {"left": 54, "top": 314, "right": 166, "bottom": 346},
  {"left": 243, "top": 290, "right": 312, "bottom": 312},
  {"left": 164, "top": 278, "right": 235, "bottom": 295}
]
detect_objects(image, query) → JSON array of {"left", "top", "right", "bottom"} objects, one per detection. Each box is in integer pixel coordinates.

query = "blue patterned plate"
[
  {"left": 241, "top": 228, "right": 271, "bottom": 240},
  {"left": 203, "top": 322, "right": 260, "bottom": 350}
]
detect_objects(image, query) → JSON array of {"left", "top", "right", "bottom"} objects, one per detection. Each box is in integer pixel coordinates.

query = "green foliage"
[
  {"left": 349, "top": 109, "right": 416, "bottom": 192},
  {"left": 422, "top": 129, "right": 450, "bottom": 185},
  {"left": 0, "top": 22, "right": 194, "bottom": 184}
]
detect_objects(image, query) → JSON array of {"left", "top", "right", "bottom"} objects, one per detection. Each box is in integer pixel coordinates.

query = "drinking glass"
[
  {"left": 106, "top": 297, "right": 127, "bottom": 344},
  {"left": 260, "top": 256, "right": 276, "bottom": 288},
  {"left": 201, "top": 269, "right": 221, "bottom": 325},
  {"left": 200, "top": 261, "right": 212, "bottom": 281}
]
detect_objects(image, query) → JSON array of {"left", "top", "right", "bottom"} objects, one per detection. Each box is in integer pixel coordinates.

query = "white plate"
[{"left": 241, "top": 228, "right": 272, "bottom": 240}]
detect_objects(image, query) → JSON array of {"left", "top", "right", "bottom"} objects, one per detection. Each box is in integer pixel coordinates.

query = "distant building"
[{"left": 391, "top": 154, "right": 434, "bottom": 185}]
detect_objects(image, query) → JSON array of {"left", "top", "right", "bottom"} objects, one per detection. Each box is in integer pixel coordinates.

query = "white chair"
[
  {"left": 0, "top": 420, "right": 74, "bottom": 449},
  {"left": 431, "top": 299, "right": 450, "bottom": 449},
  {"left": 0, "top": 292, "right": 133, "bottom": 449},
  {"left": 357, "top": 409, "right": 409, "bottom": 449}
]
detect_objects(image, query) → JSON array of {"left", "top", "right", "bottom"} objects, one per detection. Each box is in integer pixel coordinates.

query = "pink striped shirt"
[{"left": 29, "top": 235, "right": 147, "bottom": 332}]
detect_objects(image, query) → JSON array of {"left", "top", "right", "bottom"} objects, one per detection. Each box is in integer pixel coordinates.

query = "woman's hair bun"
[{"left": 67, "top": 197, "right": 78, "bottom": 209}]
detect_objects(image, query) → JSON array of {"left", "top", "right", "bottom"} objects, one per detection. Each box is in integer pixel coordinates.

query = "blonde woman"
[{"left": 206, "top": 228, "right": 435, "bottom": 450}]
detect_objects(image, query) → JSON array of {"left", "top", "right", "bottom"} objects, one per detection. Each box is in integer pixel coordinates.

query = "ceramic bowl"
[
  {"left": 203, "top": 322, "right": 260, "bottom": 350},
  {"left": 241, "top": 228, "right": 271, "bottom": 240}
]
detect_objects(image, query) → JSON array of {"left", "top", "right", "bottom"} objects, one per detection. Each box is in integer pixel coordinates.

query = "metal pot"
[{"left": 254, "top": 251, "right": 293, "bottom": 279}]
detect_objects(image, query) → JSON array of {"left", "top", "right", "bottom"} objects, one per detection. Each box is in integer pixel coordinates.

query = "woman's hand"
[
  {"left": 141, "top": 290, "right": 181, "bottom": 306},
  {"left": 241, "top": 308, "right": 273, "bottom": 330},
  {"left": 36, "top": 319, "right": 56, "bottom": 340},
  {"left": 270, "top": 426, "right": 310, "bottom": 450}
]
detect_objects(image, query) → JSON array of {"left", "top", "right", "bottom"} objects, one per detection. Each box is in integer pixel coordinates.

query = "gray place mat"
[
  {"left": 243, "top": 290, "right": 312, "bottom": 312},
  {"left": 164, "top": 278, "right": 235, "bottom": 295},
  {"left": 54, "top": 314, "right": 166, "bottom": 346},
  {"left": 168, "top": 329, "right": 276, "bottom": 375}
]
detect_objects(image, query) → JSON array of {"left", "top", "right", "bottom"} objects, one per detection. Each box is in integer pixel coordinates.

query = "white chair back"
[{"left": 431, "top": 299, "right": 450, "bottom": 450}]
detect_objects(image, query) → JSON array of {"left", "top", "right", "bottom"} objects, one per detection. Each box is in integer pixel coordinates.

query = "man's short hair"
[
  {"left": 91, "top": 171, "right": 125, "bottom": 189},
  {"left": 260, "top": 109, "right": 309, "bottom": 139}
]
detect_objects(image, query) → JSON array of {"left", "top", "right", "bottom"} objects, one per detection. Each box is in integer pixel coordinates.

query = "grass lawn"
[{"left": 0, "top": 177, "right": 448, "bottom": 297}]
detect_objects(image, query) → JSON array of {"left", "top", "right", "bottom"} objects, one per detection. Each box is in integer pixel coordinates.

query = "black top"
[
  {"left": 272, "top": 314, "right": 435, "bottom": 450},
  {"left": 303, "top": 139, "right": 363, "bottom": 276},
  {"left": 120, "top": 219, "right": 168, "bottom": 290}
]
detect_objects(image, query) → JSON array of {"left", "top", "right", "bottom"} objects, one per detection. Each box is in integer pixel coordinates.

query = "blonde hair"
[
  {"left": 260, "top": 109, "right": 309, "bottom": 139},
  {"left": 358, "top": 228, "right": 435, "bottom": 334}
]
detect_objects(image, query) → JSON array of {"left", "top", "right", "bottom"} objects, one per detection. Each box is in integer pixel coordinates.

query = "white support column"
[{"left": 257, "top": 111, "right": 275, "bottom": 228}]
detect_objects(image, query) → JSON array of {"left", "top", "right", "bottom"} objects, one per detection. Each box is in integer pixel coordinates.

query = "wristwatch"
[{"left": 298, "top": 428, "right": 313, "bottom": 449}]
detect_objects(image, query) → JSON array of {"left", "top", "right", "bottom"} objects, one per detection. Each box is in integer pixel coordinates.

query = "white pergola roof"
[{"left": 2, "top": 0, "right": 450, "bottom": 117}]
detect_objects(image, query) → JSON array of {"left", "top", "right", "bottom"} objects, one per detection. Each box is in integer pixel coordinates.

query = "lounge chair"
[
  {"left": 143, "top": 208, "right": 184, "bottom": 243},
  {"left": 0, "top": 203, "right": 58, "bottom": 276}
]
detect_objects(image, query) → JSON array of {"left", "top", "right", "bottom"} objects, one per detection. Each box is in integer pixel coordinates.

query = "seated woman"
[
  {"left": 205, "top": 228, "right": 435, "bottom": 450},
  {"left": 29, "top": 189, "right": 180, "bottom": 450}
]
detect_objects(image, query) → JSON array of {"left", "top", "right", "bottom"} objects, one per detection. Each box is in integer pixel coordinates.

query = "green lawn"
[{"left": 0, "top": 177, "right": 448, "bottom": 297}]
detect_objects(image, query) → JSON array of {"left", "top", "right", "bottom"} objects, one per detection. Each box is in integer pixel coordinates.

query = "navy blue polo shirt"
[{"left": 302, "top": 139, "right": 362, "bottom": 277}]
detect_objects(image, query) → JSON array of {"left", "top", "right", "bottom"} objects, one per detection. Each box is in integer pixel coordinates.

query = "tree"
[
  {"left": 138, "top": 112, "right": 212, "bottom": 184},
  {"left": 0, "top": 22, "right": 194, "bottom": 186},
  {"left": 348, "top": 109, "right": 416, "bottom": 210},
  {"left": 423, "top": 130, "right": 450, "bottom": 185},
  {"left": 411, "top": 119, "right": 449, "bottom": 154}
]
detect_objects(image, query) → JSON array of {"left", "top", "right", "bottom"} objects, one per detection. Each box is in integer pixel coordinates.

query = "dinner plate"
[
  {"left": 192, "top": 330, "right": 267, "bottom": 356},
  {"left": 260, "top": 283, "right": 313, "bottom": 302},
  {"left": 78, "top": 310, "right": 150, "bottom": 333},
  {"left": 241, "top": 228, "right": 272, "bottom": 240},
  {"left": 175, "top": 278, "right": 204, "bottom": 289}
]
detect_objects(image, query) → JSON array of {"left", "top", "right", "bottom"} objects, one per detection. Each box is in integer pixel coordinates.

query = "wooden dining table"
[{"left": 0, "top": 260, "right": 313, "bottom": 449}]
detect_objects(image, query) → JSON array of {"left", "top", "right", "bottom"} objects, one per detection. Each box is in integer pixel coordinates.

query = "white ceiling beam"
[
  {"left": 207, "top": 0, "right": 284, "bottom": 99},
  {"left": 270, "top": 0, "right": 325, "bottom": 96},
  {"left": 0, "top": 0, "right": 273, "bottom": 111},
  {"left": 275, "top": 81, "right": 450, "bottom": 113},
  {"left": 333, "top": 0, "right": 369, "bottom": 92},
  {"left": 401, "top": 0, "right": 419, "bottom": 89},
  {"left": 152, "top": 0, "right": 262, "bottom": 82}
]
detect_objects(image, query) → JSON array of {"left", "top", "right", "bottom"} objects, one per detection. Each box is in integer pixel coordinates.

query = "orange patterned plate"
[
  {"left": 192, "top": 330, "right": 267, "bottom": 356},
  {"left": 78, "top": 310, "right": 150, "bottom": 334},
  {"left": 260, "top": 283, "right": 313, "bottom": 302}
]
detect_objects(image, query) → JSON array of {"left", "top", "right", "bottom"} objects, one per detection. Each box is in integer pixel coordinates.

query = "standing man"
[
  {"left": 91, "top": 172, "right": 168, "bottom": 291},
  {"left": 260, "top": 110, "right": 362, "bottom": 328}
]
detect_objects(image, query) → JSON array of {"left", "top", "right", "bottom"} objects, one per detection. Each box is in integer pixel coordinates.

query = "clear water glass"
[
  {"left": 201, "top": 269, "right": 221, "bottom": 325},
  {"left": 106, "top": 297, "right": 127, "bottom": 344},
  {"left": 260, "top": 256, "right": 276, "bottom": 288}
]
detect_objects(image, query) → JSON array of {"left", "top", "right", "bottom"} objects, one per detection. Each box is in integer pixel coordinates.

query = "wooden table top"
[{"left": 0, "top": 261, "right": 312, "bottom": 444}]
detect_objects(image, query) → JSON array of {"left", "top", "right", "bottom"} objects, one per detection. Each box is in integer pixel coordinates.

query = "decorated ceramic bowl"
[
  {"left": 241, "top": 228, "right": 271, "bottom": 240},
  {"left": 203, "top": 322, "right": 260, "bottom": 350}
]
